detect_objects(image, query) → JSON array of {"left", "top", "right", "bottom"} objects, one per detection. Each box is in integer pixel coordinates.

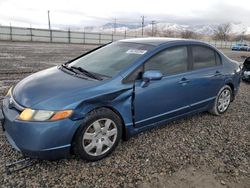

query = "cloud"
[
  {"left": 190, "top": 2, "right": 250, "bottom": 24},
  {"left": 0, "top": 0, "right": 250, "bottom": 28}
]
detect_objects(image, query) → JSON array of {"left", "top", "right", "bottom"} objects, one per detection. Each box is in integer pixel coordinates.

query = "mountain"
[
  {"left": 230, "top": 23, "right": 250, "bottom": 35},
  {"left": 191, "top": 25, "right": 217, "bottom": 35},
  {"left": 102, "top": 23, "right": 140, "bottom": 30},
  {"left": 95, "top": 22, "right": 250, "bottom": 36}
]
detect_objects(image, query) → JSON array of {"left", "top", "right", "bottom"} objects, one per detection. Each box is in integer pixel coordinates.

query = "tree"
[
  {"left": 214, "top": 23, "right": 232, "bottom": 41},
  {"left": 245, "top": 34, "right": 250, "bottom": 41},
  {"left": 180, "top": 30, "right": 197, "bottom": 39},
  {"left": 160, "top": 29, "right": 175, "bottom": 37},
  {"left": 239, "top": 25, "right": 247, "bottom": 42}
]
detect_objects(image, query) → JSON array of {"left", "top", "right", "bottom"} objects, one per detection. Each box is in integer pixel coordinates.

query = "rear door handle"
[
  {"left": 214, "top": 71, "right": 222, "bottom": 76},
  {"left": 178, "top": 77, "right": 190, "bottom": 85}
]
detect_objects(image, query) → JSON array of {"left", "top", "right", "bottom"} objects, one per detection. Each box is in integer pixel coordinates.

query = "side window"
[
  {"left": 215, "top": 52, "right": 222, "bottom": 65},
  {"left": 123, "top": 66, "right": 143, "bottom": 83},
  {"left": 192, "top": 46, "right": 217, "bottom": 70},
  {"left": 144, "top": 46, "right": 188, "bottom": 76}
]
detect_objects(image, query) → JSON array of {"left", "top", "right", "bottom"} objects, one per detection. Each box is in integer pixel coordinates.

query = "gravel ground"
[{"left": 0, "top": 41, "right": 249, "bottom": 188}]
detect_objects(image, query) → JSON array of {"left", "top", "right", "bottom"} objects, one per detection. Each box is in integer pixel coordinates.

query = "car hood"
[{"left": 13, "top": 67, "right": 102, "bottom": 109}]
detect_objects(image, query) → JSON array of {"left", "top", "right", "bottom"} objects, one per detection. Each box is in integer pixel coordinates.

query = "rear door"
[{"left": 187, "top": 45, "right": 224, "bottom": 110}]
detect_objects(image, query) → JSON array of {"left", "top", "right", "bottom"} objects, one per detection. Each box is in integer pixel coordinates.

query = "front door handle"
[{"left": 178, "top": 77, "right": 190, "bottom": 85}]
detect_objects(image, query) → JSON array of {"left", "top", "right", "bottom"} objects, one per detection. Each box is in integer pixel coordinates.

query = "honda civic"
[{"left": 0, "top": 38, "right": 242, "bottom": 161}]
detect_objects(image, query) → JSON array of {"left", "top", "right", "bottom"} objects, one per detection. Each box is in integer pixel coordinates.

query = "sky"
[{"left": 0, "top": 0, "right": 250, "bottom": 29}]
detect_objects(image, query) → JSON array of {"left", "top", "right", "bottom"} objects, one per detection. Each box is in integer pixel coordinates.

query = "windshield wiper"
[
  {"left": 60, "top": 64, "right": 103, "bottom": 80},
  {"left": 60, "top": 64, "right": 78, "bottom": 74},
  {"left": 70, "top": 66, "right": 103, "bottom": 80}
]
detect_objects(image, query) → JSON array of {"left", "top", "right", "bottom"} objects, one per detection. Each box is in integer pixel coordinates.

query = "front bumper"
[
  {"left": 1, "top": 97, "right": 82, "bottom": 160},
  {"left": 242, "top": 71, "right": 250, "bottom": 81},
  {"left": 232, "top": 47, "right": 240, "bottom": 51}
]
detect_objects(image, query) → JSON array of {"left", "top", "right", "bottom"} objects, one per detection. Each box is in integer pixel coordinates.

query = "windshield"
[{"left": 69, "top": 42, "right": 153, "bottom": 77}]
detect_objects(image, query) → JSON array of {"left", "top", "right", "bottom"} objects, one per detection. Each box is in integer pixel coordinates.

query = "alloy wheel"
[
  {"left": 82, "top": 118, "right": 118, "bottom": 156},
  {"left": 217, "top": 89, "right": 231, "bottom": 113}
]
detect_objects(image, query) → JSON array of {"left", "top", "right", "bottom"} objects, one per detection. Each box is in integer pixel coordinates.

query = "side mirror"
[{"left": 141, "top": 70, "right": 163, "bottom": 88}]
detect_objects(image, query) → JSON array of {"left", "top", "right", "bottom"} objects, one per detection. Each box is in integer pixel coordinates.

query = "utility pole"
[
  {"left": 141, "top": 15, "right": 145, "bottom": 36},
  {"left": 30, "top": 24, "right": 33, "bottom": 41},
  {"left": 48, "top": 10, "right": 52, "bottom": 42},
  {"left": 114, "top": 18, "right": 117, "bottom": 34},
  {"left": 151, "top": 20, "right": 156, "bottom": 36},
  {"left": 241, "top": 30, "right": 246, "bottom": 43},
  {"left": 48, "top": 10, "right": 51, "bottom": 30},
  {"left": 10, "top": 22, "right": 12, "bottom": 41}
]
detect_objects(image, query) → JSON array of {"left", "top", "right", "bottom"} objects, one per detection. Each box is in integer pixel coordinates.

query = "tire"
[
  {"left": 209, "top": 85, "right": 232, "bottom": 116},
  {"left": 73, "top": 108, "right": 122, "bottom": 161}
]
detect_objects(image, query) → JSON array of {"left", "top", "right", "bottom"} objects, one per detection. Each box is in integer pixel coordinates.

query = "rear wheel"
[
  {"left": 209, "top": 85, "right": 232, "bottom": 116},
  {"left": 73, "top": 108, "right": 122, "bottom": 161}
]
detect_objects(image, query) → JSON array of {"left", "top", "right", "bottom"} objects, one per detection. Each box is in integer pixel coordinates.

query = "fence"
[
  {"left": 0, "top": 25, "right": 249, "bottom": 48},
  {"left": 0, "top": 25, "right": 137, "bottom": 45},
  {"left": 203, "top": 40, "right": 250, "bottom": 49}
]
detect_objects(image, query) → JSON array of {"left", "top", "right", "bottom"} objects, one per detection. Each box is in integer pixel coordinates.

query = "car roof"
[{"left": 119, "top": 37, "right": 198, "bottom": 46}]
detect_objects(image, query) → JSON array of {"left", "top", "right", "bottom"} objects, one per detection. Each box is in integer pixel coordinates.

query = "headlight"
[
  {"left": 18, "top": 109, "right": 73, "bottom": 121},
  {"left": 6, "top": 86, "right": 13, "bottom": 96}
]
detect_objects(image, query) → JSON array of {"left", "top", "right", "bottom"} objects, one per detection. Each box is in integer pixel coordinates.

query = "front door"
[{"left": 133, "top": 46, "right": 192, "bottom": 127}]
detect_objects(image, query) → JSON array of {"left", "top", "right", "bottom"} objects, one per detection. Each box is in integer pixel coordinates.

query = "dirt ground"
[{"left": 0, "top": 41, "right": 249, "bottom": 188}]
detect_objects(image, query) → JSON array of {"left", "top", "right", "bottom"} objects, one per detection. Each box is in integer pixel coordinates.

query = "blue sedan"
[
  {"left": 1, "top": 38, "right": 242, "bottom": 161},
  {"left": 231, "top": 43, "right": 248, "bottom": 51}
]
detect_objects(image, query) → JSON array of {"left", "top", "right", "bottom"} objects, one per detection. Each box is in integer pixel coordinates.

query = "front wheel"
[
  {"left": 209, "top": 85, "right": 232, "bottom": 116},
  {"left": 73, "top": 108, "right": 122, "bottom": 161}
]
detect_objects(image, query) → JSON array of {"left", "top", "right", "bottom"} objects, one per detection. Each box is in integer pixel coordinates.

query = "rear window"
[{"left": 215, "top": 52, "right": 222, "bottom": 65}]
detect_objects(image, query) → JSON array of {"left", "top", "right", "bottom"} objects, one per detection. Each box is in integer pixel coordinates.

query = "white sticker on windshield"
[{"left": 126, "top": 49, "right": 147, "bottom": 55}]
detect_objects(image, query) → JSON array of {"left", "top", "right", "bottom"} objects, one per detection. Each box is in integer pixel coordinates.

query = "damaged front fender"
[{"left": 72, "top": 87, "right": 134, "bottom": 127}]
